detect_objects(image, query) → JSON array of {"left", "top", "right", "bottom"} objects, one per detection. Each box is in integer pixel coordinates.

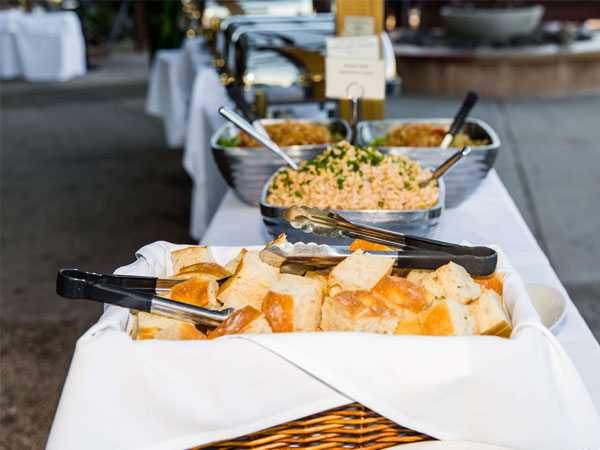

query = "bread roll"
[
  {"left": 154, "top": 322, "right": 206, "bottom": 340},
  {"left": 327, "top": 250, "right": 393, "bottom": 296},
  {"left": 208, "top": 306, "right": 272, "bottom": 338},
  {"left": 416, "top": 262, "right": 481, "bottom": 305},
  {"left": 262, "top": 274, "right": 322, "bottom": 332},
  {"left": 470, "top": 289, "right": 512, "bottom": 338},
  {"left": 171, "top": 246, "right": 216, "bottom": 274},
  {"left": 217, "top": 251, "right": 279, "bottom": 310},
  {"left": 170, "top": 278, "right": 219, "bottom": 309},
  {"left": 371, "top": 275, "right": 431, "bottom": 316},
  {"left": 419, "top": 298, "right": 476, "bottom": 336},
  {"left": 321, "top": 290, "right": 398, "bottom": 334}
]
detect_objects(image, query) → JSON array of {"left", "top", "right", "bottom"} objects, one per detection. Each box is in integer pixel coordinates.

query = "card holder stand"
[{"left": 346, "top": 81, "right": 364, "bottom": 144}]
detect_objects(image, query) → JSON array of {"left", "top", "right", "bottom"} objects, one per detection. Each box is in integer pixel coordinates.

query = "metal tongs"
[
  {"left": 56, "top": 269, "right": 233, "bottom": 327},
  {"left": 271, "top": 206, "right": 497, "bottom": 276}
]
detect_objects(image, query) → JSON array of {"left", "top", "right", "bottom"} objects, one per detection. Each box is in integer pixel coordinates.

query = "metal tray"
[
  {"left": 211, "top": 118, "right": 351, "bottom": 206},
  {"left": 259, "top": 171, "right": 445, "bottom": 245},
  {"left": 356, "top": 118, "right": 500, "bottom": 207}
]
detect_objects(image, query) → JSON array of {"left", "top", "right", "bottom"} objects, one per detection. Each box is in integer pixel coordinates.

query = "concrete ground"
[{"left": 1, "top": 49, "right": 599, "bottom": 448}]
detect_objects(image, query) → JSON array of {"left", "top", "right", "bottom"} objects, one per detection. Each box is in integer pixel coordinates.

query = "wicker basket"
[{"left": 193, "top": 403, "right": 433, "bottom": 449}]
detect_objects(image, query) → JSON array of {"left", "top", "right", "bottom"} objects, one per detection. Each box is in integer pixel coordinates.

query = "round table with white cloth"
[{"left": 0, "top": 9, "right": 86, "bottom": 82}]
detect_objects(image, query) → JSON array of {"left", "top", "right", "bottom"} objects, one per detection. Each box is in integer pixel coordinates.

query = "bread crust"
[
  {"left": 473, "top": 272, "right": 504, "bottom": 296},
  {"left": 347, "top": 239, "right": 394, "bottom": 251},
  {"left": 394, "top": 316, "right": 423, "bottom": 335},
  {"left": 262, "top": 291, "right": 294, "bottom": 332},
  {"left": 371, "top": 276, "right": 430, "bottom": 315},
  {"left": 208, "top": 306, "right": 272, "bottom": 338},
  {"left": 170, "top": 278, "right": 217, "bottom": 308},
  {"left": 176, "top": 262, "right": 231, "bottom": 280},
  {"left": 321, "top": 290, "right": 397, "bottom": 334},
  {"left": 419, "top": 299, "right": 476, "bottom": 336},
  {"left": 171, "top": 246, "right": 216, "bottom": 274}
]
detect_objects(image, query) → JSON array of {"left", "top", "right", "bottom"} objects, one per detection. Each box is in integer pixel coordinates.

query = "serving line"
[{"left": 201, "top": 169, "right": 600, "bottom": 411}]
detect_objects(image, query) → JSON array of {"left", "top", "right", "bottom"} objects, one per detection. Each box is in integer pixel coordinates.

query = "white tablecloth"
[
  {"left": 202, "top": 171, "right": 600, "bottom": 411},
  {"left": 0, "top": 9, "right": 86, "bottom": 81},
  {"left": 146, "top": 37, "right": 229, "bottom": 238},
  {"left": 145, "top": 38, "right": 212, "bottom": 148}
]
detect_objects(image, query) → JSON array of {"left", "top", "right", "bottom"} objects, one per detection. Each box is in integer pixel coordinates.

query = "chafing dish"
[
  {"left": 231, "top": 26, "right": 398, "bottom": 99},
  {"left": 259, "top": 172, "right": 445, "bottom": 245},
  {"left": 356, "top": 118, "right": 500, "bottom": 207},
  {"left": 211, "top": 118, "right": 351, "bottom": 206},
  {"left": 216, "top": 14, "right": 334, "bottom": 70},
  {"left": 213, "top": 14, "right": 399, "bottom": 118}
]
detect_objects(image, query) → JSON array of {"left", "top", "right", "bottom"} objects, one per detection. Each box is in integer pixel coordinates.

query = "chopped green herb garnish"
[
  {"left": 369, "top": 136, "right": 386, "bottom": 147},
  {"left": 217, "top": 135, "right": 243, "bottom": 147}
]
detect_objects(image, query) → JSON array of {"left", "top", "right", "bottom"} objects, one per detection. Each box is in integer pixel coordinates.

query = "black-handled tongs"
[
  {"left": 279, "top": 206, "right": 497, "bottom": 276},
  {"left": 56, "top": 269, "right": 233, "bottom": 327}
]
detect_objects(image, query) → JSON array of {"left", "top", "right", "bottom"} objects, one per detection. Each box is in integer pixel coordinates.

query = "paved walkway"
[{"left": 1, "top": 50, "right": 599, "bottom": 448}]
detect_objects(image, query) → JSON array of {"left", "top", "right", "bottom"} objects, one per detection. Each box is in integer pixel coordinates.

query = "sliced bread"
[
  {"left": 371, "top": 275, "right": 431, "bottom": 316},
  {"left": 262, "top": 273, "right": 323, "bottom": 332},
  {"left": 208, "top": 306, "right": 272, "bottom": 338},
  {"left": 470, "top": 289, "right": 512, "bottom": 338},
  {"left": 416, "top": 262, "right": 481, "bottom": 305},
  {"left": 171, "top": 246, "right": 216, "bottom": 274},
  {"left": 217, "top": 251, "right": 279, "bottom": 310},
  {"left": 419, "top": 298, "right": 477, "bottom": 336},
  {"left": 327, "top": 250, "right": 393, "bottom": 296},
  {"left": 321, "top": 290, "right": 398, "bottom": 334}
]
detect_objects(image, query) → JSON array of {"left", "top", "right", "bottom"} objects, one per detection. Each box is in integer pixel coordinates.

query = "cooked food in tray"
[
  {"left": 131, "top": 237, "right": 511, "bottom": 341},
  {"left": 217, "top": 119, "right": 343, "bottom": 147},
  {"left": 265, "top": 141, "right": 439, "bottom": 210},
  {"left": 371, "top": 122, "right": 490, "bottom": 148}
]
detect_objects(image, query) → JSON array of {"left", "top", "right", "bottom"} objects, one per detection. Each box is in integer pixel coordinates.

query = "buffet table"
[
  {"left": 0, "top": 9, "right": 86, "bottom": 82},
  {"left": 146, "top": 37, "right": 230, "bottom": 238},
  {"left": 202, "top": 170, "right": 600, "bottom": 411}
]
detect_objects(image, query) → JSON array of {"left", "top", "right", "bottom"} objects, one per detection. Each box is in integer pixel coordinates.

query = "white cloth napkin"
[{"left": 47, "top": 242, "right": 600, "bottom": 450}]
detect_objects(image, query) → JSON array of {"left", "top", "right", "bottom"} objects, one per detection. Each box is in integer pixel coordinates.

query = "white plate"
[
  {"left": 525, "top": 284, "right": 567, "bottom": 331},
  {"left": 391, "top": 441, "right": 514, "bottom": 450}
]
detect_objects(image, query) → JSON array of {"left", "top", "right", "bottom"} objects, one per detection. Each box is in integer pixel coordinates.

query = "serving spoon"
[
  {"left": 218, "top": 106, "right": 299, "bottom": 170},
  {"left": 440, "top": 90, "right": 479, "bottom": 149},
  {"left": 419, "top": 145, "right": 471, "bottom": 188}
]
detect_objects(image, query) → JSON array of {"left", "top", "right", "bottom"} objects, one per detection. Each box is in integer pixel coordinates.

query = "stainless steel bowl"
[
  {"left": 356, "top": 118, "right": 500, "bottom": 207},
  {"left": 259, "top": 171, "right": 445, "bottom": 245},
  {"left": 211, "top": 118, "right": 351, "bottom": 206}
]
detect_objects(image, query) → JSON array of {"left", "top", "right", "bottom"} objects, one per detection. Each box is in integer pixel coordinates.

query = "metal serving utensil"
[
  {"left": 279, "top": 206, "right": 497, "bottom": 275},
  {"left": 419, "top": 145, "right": 471, "bottom": 188},
  {"left": 440, "top": 90, "right": 479, "bottom": 149},
  {"left": 56, "top": 269, "right": 233, "bottom": 327},
  {"left": 218, "top": 106, "right": 299, "bottom": 170}
]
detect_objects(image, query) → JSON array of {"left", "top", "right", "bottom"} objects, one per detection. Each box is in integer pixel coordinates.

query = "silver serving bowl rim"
[
  {"left": 259, "top": 165, "right": 446, "bottom": 219},
  {"left": 211, "top": 117, "right": 352, "bottom": 153},
  {"left": 356, "top": 117, "right": 500, "bottom": 153}
]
